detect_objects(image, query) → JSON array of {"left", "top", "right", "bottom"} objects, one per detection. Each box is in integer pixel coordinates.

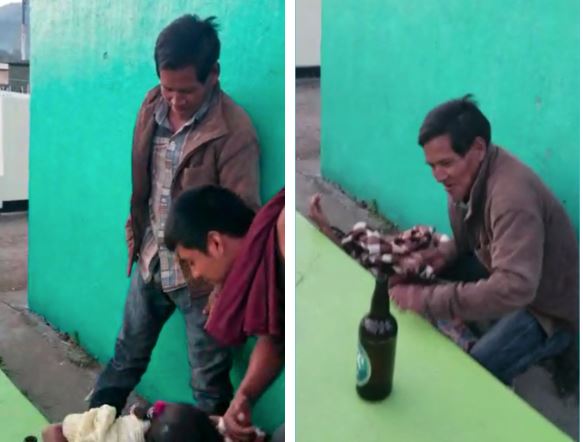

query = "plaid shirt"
[{"left": 138, "top": 91, "right": 215, "bottom": 292}]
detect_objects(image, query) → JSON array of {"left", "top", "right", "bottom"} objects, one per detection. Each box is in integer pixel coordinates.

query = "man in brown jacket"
[
  {"left": 391, "top": 95, "right": 578, "bottom": 388},
  {"left": 88, "top": 14, "right": 260, "bottom": 415}
]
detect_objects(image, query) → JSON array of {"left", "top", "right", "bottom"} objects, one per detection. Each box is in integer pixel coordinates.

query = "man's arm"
[
  {"left": 217, "top": 130, "right": 261, "bottom": 211},
  {"left": 237, "top": 206, "right": 284, "bottom": 401},
  {"left": 125, "top": 88, "right": 156, "bottom": 277},
  {"left": 223, "top": 336, "right": 284, "bottom": 440},
  {"left": 406, "top": 202, "right": 544, "bottom": 321},
  {"left": 417, "top": 238, "right": 458, "bottom": 276},
  {"left": 238, "top": 336, "right": 284, "bottom": 401}
]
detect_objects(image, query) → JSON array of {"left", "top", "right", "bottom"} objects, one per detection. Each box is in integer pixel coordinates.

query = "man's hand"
[
  {"left": 389, "top": 284, "right": 428, "bottom": 314},
  {"left": 42, "top": 424, "right": 67, "bottom": 442},
  {"left": 409, "top": 239, "right": 456, "bottom": 276},
  {"left": 388, "top": 274, "right": 409, "bottom": 287},
  {"left": 224, "top": 336, "right": 282, "bottom": 440},
  {"left": 223, "top": 392, "right": 256, "bottom": 441}
]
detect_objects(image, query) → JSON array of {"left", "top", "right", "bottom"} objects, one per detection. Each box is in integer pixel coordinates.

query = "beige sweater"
[
  {"left": 420, "top": 146, "right": 579, "bottom": 335},
  {"left": 62, "top": 405, "right": 150, "bottom": 442}
]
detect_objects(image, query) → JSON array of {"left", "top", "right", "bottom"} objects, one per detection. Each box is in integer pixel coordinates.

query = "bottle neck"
[{"left": 369, "top": 275, "right": 389, "bottom": 319}]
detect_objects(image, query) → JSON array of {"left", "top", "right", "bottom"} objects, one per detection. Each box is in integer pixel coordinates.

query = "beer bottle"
[{"left": 356, "top": 274, "right": 398, "bottom": 400}]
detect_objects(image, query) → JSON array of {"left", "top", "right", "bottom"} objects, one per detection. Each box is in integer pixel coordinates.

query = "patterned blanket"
[{"left": 340, "top": 222, "right": 477, "bottom": 351}]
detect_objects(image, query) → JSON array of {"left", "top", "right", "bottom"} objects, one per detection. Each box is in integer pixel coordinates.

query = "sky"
[{"left": 0, "top": 0, "right": 20, "bottom": 7}]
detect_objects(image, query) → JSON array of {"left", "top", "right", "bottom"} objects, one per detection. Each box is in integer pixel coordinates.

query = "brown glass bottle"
[{"left": 356, "top": 274, "right": 398, "bottom": 400}]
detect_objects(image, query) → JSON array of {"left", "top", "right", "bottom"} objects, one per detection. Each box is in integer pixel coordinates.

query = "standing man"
[
  {"left": 390, "top": 95, "right": 579, "bottom": 390},
  {"left": 89, "top": 14, "right": 261, "bottom": 416}
]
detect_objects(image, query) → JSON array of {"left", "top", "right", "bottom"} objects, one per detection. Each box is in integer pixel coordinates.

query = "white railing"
[{"left": 0, "top": 80, "right": 30, "bottom": 94}]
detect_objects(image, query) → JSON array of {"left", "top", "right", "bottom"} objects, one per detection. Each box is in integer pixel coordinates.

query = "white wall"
[
  {"left": 0, "top": 70, "right": 8, "bottom": 87},
  {"left": 296, "top": 0, "right": 321, "bottom": 66},
  {"left": 0, "top": 92, "right": 29, "bottom": 205}
]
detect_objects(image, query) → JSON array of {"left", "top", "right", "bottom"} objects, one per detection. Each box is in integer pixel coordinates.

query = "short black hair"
[
  {"left": 418, "top": 94, "right": 491, "bottom": 156},
  {"left": 165, "top": 186, "right": 255, "bottom": 253},
  {"left": 154, "top": 14, "right": 220, "bottom": 82},
  {"left": 146, "top": 403, "right": 222, "bottom": 442}
]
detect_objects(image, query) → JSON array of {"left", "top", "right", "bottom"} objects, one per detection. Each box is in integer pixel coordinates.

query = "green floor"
[
  {"left": 296, "top": 214, "right": 570, "bottom": 442},
  {"left": 0, "top": 369, "right": 48, "bottom": 440}
]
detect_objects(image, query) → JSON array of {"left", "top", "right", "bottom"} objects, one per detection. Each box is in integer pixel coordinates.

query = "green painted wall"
[
  {"left": 28, "top": 0, "right": 283, "bottom": 432},
  {"left": 321, "top": 0, "right": 579, "bottom": 234}
]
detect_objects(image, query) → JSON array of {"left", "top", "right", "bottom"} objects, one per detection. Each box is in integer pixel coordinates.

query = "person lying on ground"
[{"left": 41, "top": 401, "right": 266, "bottom": 442}]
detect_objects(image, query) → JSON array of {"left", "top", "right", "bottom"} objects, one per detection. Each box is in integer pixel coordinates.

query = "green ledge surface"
[
  {"left": 296, "top": 213, "right": 569, "bottom": 442},
  {"left": 0, "top": 369, "right": 48, "bottom": 440}
]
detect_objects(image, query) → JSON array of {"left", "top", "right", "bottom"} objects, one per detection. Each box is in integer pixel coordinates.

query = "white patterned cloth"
[
  {"left": 341, "top": 222, "right": 450, "bottom": 278},
  {"left": 62, "top": 405, "right": 150, "bottom": 442},
  {"left": 341, "top": 223, "right": 476, "bottom": 351}
]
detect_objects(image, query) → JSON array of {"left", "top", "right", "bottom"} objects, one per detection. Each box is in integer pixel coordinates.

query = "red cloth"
[{"left": 205, "top": 189, "right": 285, "bottom": 346}]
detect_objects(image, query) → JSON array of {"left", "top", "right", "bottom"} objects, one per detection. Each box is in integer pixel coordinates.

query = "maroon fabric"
[{"left": 205, "top": 189, "right": 285, "bottom": 346}]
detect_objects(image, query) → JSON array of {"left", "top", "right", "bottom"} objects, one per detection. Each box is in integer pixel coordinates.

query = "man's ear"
[
  {"left": 472, "top": 136, "right": 488, "bottom": 161},
  {"left": 206, "top": 63, "right": 220, "bottom": 87},
  {"left": 207, "top": 231, "right": 224, "bottom": 256}
]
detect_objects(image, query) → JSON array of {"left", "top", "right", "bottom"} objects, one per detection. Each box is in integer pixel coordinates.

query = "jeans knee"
[{"left": 469, "top": 340, "right": 494, "bottom": 368}]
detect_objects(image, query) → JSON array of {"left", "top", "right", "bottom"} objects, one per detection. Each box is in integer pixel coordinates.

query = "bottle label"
[{"left": 356, "top": 342, "right": 371, "bottom": 386}]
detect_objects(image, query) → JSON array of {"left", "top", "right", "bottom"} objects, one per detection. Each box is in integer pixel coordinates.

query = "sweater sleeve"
[{"left": 422, "top": 196, "right": 544, "bottom": 321}]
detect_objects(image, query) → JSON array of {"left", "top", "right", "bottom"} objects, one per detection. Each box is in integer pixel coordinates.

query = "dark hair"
[
  {"left": 418, "top": 94, "right": 491, "bottom": 156},
  {"left": 146, "top": 403, "right": 222, "bottom": 442},
  {"left": 165, "top": 185, "right": 255, "bottom": 253},
  {"left": 155, "top": 14, "right": 220, "bottom": 82}
]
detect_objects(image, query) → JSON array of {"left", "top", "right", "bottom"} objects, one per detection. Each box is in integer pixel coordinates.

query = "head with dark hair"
[
  {"left": 418, "top": 94, "right": 491, "bottom": 202},
  {"left": 155, "top": 15, "right": 221, "bottom": 121},
  {"left": 165, "top": 185, "right": 255, "bottom": 285},
  {"left": 143, "top": 402, "right": 222, "bottom": 442}
]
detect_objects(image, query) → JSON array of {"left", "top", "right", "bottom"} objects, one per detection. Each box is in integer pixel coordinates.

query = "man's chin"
[
  {"left": 178, "top": 113, "right": 194, "bottom": 120},
  {"left": 173, "top": 108, "right": 195, "bottom": 120},
  {"left": 446, "top": 189, "right": 462, "bottom": 202},
  {"left": 207, "top": 276, "right": 226, "bottom": 287}
]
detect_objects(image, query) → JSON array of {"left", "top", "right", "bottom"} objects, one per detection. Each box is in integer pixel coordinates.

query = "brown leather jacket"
[
  {"left": 423, "top": 146, "right": 579, "bottom": 333},
  {"left": 126, "top": 85, "right": 261, "bottom": 295}
]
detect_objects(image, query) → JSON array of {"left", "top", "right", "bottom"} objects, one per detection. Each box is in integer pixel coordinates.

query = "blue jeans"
[
  {"left": 90, "top": 267, "right": 233, "bottom": 414},
  {"left": 470, "top": 309, "right": 573, "bottom": 385},
  {"left": 443, "top": 254, "right": 573, "bottom": 385}
]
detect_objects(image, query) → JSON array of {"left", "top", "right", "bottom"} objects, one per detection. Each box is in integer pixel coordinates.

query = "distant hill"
[{"left": 0, "top": 2, "right": 27, "bottom": 61}]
